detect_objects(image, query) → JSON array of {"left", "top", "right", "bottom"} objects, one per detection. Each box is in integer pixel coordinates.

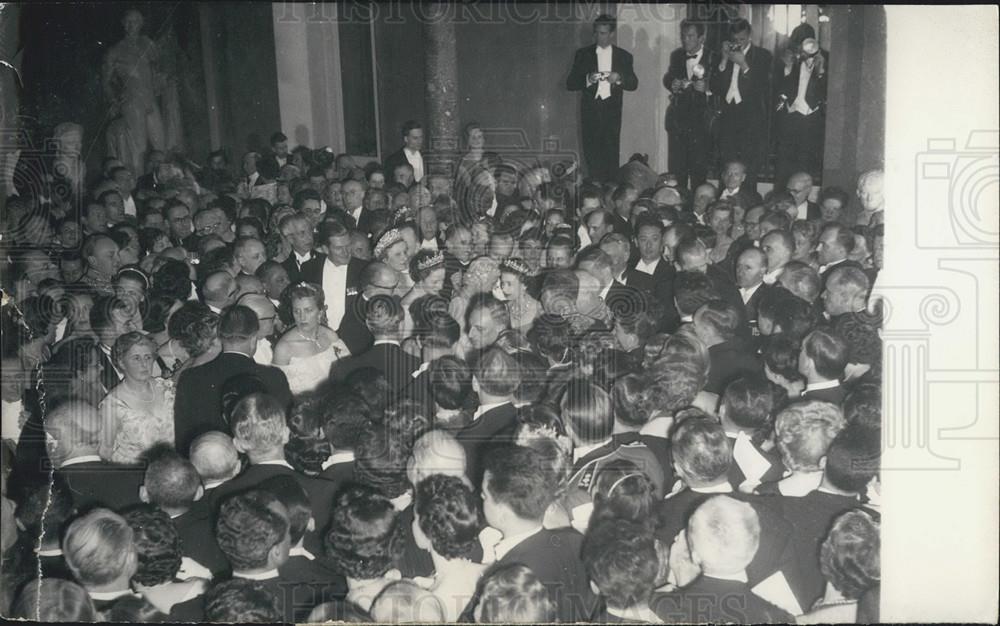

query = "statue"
[{"left": 102, "top": 9, "right": 166, "bottom": 176}]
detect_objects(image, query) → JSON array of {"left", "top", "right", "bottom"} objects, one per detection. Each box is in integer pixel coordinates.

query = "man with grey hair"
[
  {"left": 46, "top": 400, "right": 143, "bottom": 511},
  {"left": 63, "top": 508, "right": 141, "bottom": 611},
  {"left": 855, "top": 169, "right": 884, "bottom": 226},
  {"left": 237, "top": 292, "right": 282, "bottom": 365},
  {"left": 651, "top": 495, "right": 794, "bottom": 623},
  {"left": 785, "top": 172, "right": 821, "bottom": 221}
]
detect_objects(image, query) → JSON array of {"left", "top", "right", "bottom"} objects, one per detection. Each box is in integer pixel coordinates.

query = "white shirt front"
[
  {"left": 99, "top": 343, "right": 124, "bottom": 380},
  {"left": 790, "top": 58, "right": 817, "bottom": 115},
  {"left": 805, "top": 379, "right": 841, "bottom": 393},
  {"left": 404, "top": 148, "right": 424, "bottom": 182},
  {"left": 725, "top": 43, "right": 751, "bottom": 104},
  {"left": 762, "top": 266, "right": 783, "bottom": 285},
  {"left": 350, "top": 205, "right": 364, "bottom": 226},
  {"left": 635, "top": 257, "right": 660, "bottom": 275},
  {"left": 123, "top": 194, "right": 137, "bottom": 218},
  {"left": 685, "top": 47, "right": 704, "bottom": 80},
  {"left": 795, "top": 200, "right": 810, "bottom": 220},
  {"left": 595, "top": 44, "right": 613, "bottom": 100},
  {"left": 233, "top": 569, "right": 281, "bottom": 581},
  {"left": 739, "top": 282, "right": 762, "bottom": 304},
  {"left": 720, "top": 187, "right": 739, "bottom": 200},
  {"left": 322, "top": 258, "right": 349, "bottom": 329},
  {"left": 419, "top": 238, "right": 439, "bottom": 251},
  {"left": 294, "top": 250, "right": 313, "bottom": 270},
  {"left": 256, "top": 459, "right": 294, "bottom": 470},
  {"left": 253, "top": 339, "right": 273, "bottom": 366}
]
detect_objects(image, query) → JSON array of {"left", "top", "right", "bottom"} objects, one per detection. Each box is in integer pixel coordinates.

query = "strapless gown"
[{"left": 278, "top": 341, "right": 348, "bottom": 395}]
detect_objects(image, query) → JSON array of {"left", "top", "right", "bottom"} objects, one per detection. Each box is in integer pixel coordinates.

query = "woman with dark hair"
[
  {"left": 144, "top": 293, "right": 181, "bottom": 345},
  {"left": 797, "top": 508, "right": 880, "bottom": 623},
  {"left": 319, "top": 484, "right": 405, "bottom": 612},
  {"left": 284, "top": 393, "right": 332, "bottom": 476},
  {"left": 122, "top": 504, "right": 209, "bottom": 617},
  {"left": 272, "top": 282, "right": 348, "bottom": 396},
  {"left": 160, "top": 301, "right": 219, "bottom": 378}
]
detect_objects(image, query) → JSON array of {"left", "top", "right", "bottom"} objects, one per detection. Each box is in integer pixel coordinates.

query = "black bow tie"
[{"left": 686, "top": 53, "right": 699, "bottom": 59}]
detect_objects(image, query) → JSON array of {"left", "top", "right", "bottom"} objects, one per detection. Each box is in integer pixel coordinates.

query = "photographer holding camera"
[
  {"left": 566, "top": 14, "right": 639, "bottom": 184},
  {"left": 663, "top": 19, "right": 720, "bottom": 191},
  {"left": 775, "top": 24, "right": 829, "bottom": 190},
  {"left": 709, "top": 18, "right": 773, "bottom": 192}
]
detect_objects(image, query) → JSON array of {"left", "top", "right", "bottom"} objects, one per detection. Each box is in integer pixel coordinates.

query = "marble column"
[
  {"left": 422, "top": 4, "right": 460, "bottom": 175},
  {"left": 0, "top": 3, "right": 22, "bottom": 201}
]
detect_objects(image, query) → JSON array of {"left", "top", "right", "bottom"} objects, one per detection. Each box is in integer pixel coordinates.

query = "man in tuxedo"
[
  {"left": 693, "top": 299, "right": 761, "bottom": 395},
  {"left": 760, "top": 229, "right": 795, "bottom": 285},
  {"left": 664, "top": 19, "right": 718, "bottom": 190},
  {"left": 337, "top": 262, "right": 398, "bottom": 355},
  {"left": 566, "top": 14, "right": 639, "bottom": 183},
  {"left": 273, "top": 217, "right": 313, "bottom": 287},
  {"left": 710, "top": 18, "right": 772, "bottom": 190},
  {"left": 173, "top": 305, "right": 291, "bottom": 453},
  {"left": 44, "top": 400, "right": 143, "bottom": 512},
  {"left": 775, "top": 38, "right": 828, "bottom": 189},
  {"left": 627, "top": 215, "right": 680, "bottom": 331},
  {"left": 340, "top": 179, "right": 373, "bottom": 235},
  {"left": 300, "top": 221, "right": 366, "bottom": 331},
  {"left": 816, "top": 223, "right": 862, "bottom": 286},
  {"left": 141, "top": 448, "right": 229, "bottom": 576},
  {"left": 482, "top": 445, "right": 599, "bottom": 622},
  {"left": 674, "top": 238, "right": 748, "bottom": 336},
  {"left": 261, "top": 131, "right": 290, "bottom": 176},
  {"left": 786, "top": 172, "right": 822, "bottom": 221},
  {"left": 166, "top": 201, "right": 195, "bottom": 247},
  {"left": 233, "top": 237, "right": 267, "bottom": 277},
  {"left": 456, "top": 347, "right": 519, "bottom": 485},
  {"left": 329, "top": 294, "right": 420, "bottom": 392},
  {"left": 209, "top": 394, "right": 339, "bottom": 555},
  {"left": 383, "top": 120, "right": 425, "bottom": 184},
  {"left": 237, "top": 293, "right": 281, "bottom": 365},
  {"left": 798, "top": 329, "right": 849, "bottom": 405},
  {"left": 576, "top": 246, "right": 628, "bottom": 306},
  {"left": 719, "top": 160, "right": 764, "bottom": 208},
  {"left": 63, "top": 509, "right": 144, "bottom": 613},
  {"left": 90, "top": 294, "right": 137, "bottom": 393},
  {"left": 735, "top": 247, "right": 772, "bottom": 338},
  {"left": 652, "top": 496, "right": 795, "bottom": 623},
  {"left": 189, "top": 431, "right": 242, "bottom": 498}
]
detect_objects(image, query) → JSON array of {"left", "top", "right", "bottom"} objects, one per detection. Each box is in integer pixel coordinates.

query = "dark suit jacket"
[
  {"left": 55, "top": 460, "right": 144, "bottom": 512},
  {"left": 135, "top": 172, "right": 161, "bottom": 194},
  {"left": 173, "top": 352, "right": 292, "bottom": 454},
  {"left": 278, "top": 555, "right": 348, "bottom": 617},
  {"left": 456, "top": 402, "right": 518, "bottom": 486},
  {"left": 664, "top": 47, "right": 720, "bottom": 133},
  {"left": 708, "top": 45, "right": 773, "bottom": 118},
  {"left": 384, "top": 148, "right": 421, "bottom": 183},
  {"left": 337, "top": 293, "right": 375, "bottom": 356},
  {"left": 299, "top": 255, "right": 365, "bottom": 291},
  {"left": 651, "top": 575, "right": 794, "bottom": 624},
  {"left": 497, "top": 527, "right": 599, "bottom": 623},
  {"left": 777, "top": 53, "right": 829, "bottom": 113},
  {"left": 705, "top": 338, "right": 761, "bottom": 395},
  {"left": 721, "top": 185, "right": 765, "bottom": 209},
  {"left": 566, "top": 45, "right": 639, "bottom": 118},
  {"left": 626, "top": 257, "right": 680, "bottom": 332},
  {"left": 801, "top": 383, "right": 846, "bottom": 406},
  {"left": 329, "top": 341, "right": 420, "bottom": 393},
  {"left": 741, "top": 281, "right": 774, "bottom": 324},
  {"left": 282, "top": 249, "right": 321, "bottom": 285},
  {"left": 173, "top": 506, "right": 230, "bottom": 576},
  {"left": 768, "top": 490, "right": 861, "bottom": 607}
]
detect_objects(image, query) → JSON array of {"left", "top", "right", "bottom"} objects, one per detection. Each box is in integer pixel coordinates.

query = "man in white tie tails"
[
  {"left": 710, "top": 18, "right": 772, "bottom": 192},
  {"left": 775, "top": 25, "right": 828, "bottom": 190},
  {"left": 384, "top": 120, "right": 425, "bottom": 185},
  {"left": 567, "top": 14, "right": 638, "bottom": 183}
]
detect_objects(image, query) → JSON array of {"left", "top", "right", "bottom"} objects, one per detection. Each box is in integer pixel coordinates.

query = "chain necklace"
[{"left": 296, "top": 327, "right": 323, "bottom": 349}]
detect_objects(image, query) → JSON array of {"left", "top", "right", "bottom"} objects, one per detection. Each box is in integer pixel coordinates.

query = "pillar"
[
  {"left": 0, "top": 3, "right": 23, "bottom": 202},
  {"left": 423, "top": 4, "right": 460, "bottom": 175}
]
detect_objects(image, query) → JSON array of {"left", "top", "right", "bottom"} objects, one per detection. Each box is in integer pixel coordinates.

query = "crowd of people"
[{"left": 1, "top": 71, "right": 884, "bottom": 622}]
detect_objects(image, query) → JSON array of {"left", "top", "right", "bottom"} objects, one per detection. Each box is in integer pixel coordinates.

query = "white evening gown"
[{"left": 278, "top": 340, "right": 348, "bottom": 396}]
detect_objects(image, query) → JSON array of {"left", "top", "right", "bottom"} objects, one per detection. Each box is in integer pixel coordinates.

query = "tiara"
[
  {"left": 416, "top": 250, "right": 445, "bottom": 271},
  {"left": 374, "top": 228, "right": 404, "bottom": 259},
  {"left": 392, "top": 206, "right": 415, "bottom": 224},
  {"left": 500, "top": 257, "right": 534, "bottom": 277},
  {"left": 607, "top": 472, "right": 644, "bottom": 497}
]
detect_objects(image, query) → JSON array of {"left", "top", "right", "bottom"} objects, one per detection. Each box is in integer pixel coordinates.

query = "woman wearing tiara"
[
  {"left": 499, "top": 257, "right": 541, "bottom": 332},
  {"left": 272, "top": 282, "right": 349, "bottom": 395}
]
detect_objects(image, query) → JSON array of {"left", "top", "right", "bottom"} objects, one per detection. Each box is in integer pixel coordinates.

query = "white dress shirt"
[
  {"left": 293, "top": 250, "right": 313, "bottom": 271},
  {"left": 253, "top": 339, "right": 273, "bottom": 366},
  {"left": 789, "top": 58, "right": 817, "bottom": 115},
  {"left": 739, "top": 282, "right": 762, "bottom": 304},
  {"left": 804, "top": 379, "right": 841, "bottom": 393},
  {"left": 350, "top": 205, "right": 364, "bottom": 226},
  {"left": 233, "top": 569, "right": 281, "bottom": 581},
  {"left": 762, "top": 267, "right": 783, "bottom": 285},
  {"left": 595, "top": 44, "right": 613, "bottom": 100},
  {"left": 123, "top": 194, "right": 137, "bottom": 218},
  {"left": 635, "top": 257, "right": 660, "bottom": 275},
  {"left": 795, "top": 200, "right": 810, "bottom": 220},
  {"left": 322, "top": 258, "right": 349, "bottom": 329},
  {"left": 404, "top": 148, "right": 424, "bottom": 182},
  {"left": 720, "top": 186, "right": 739, "bottom": 200},
  {"left": 725, "top": 43, "right": 752, "bottom": 104},
  {"left": 685, "top": 47, "right": 704, "bottom": 80}
]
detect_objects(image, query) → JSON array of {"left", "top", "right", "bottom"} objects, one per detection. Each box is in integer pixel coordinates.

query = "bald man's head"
[
  {"left": 44, "top": 400, "right": 101, "bottom": 464},
  {"left": 189, "top": 431, "right": 240, "bottom": 482},
  {"left": 361, "top": 261, "right": 400, "bottom": 298},
  {"left": 688, "top": 495, "right": 760, "bottom": 576},
  {"left": 202, "top": 270, "right": 236, "bottom": 309},
  {"left": 238, "top": 292, "right": 278, "bottom": 337},
  {"left": 407, "top": 430, "right": 468, "bottom": 487},
  {"left": 574, "top": 269, "right": 604, "bottom": 318}
]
